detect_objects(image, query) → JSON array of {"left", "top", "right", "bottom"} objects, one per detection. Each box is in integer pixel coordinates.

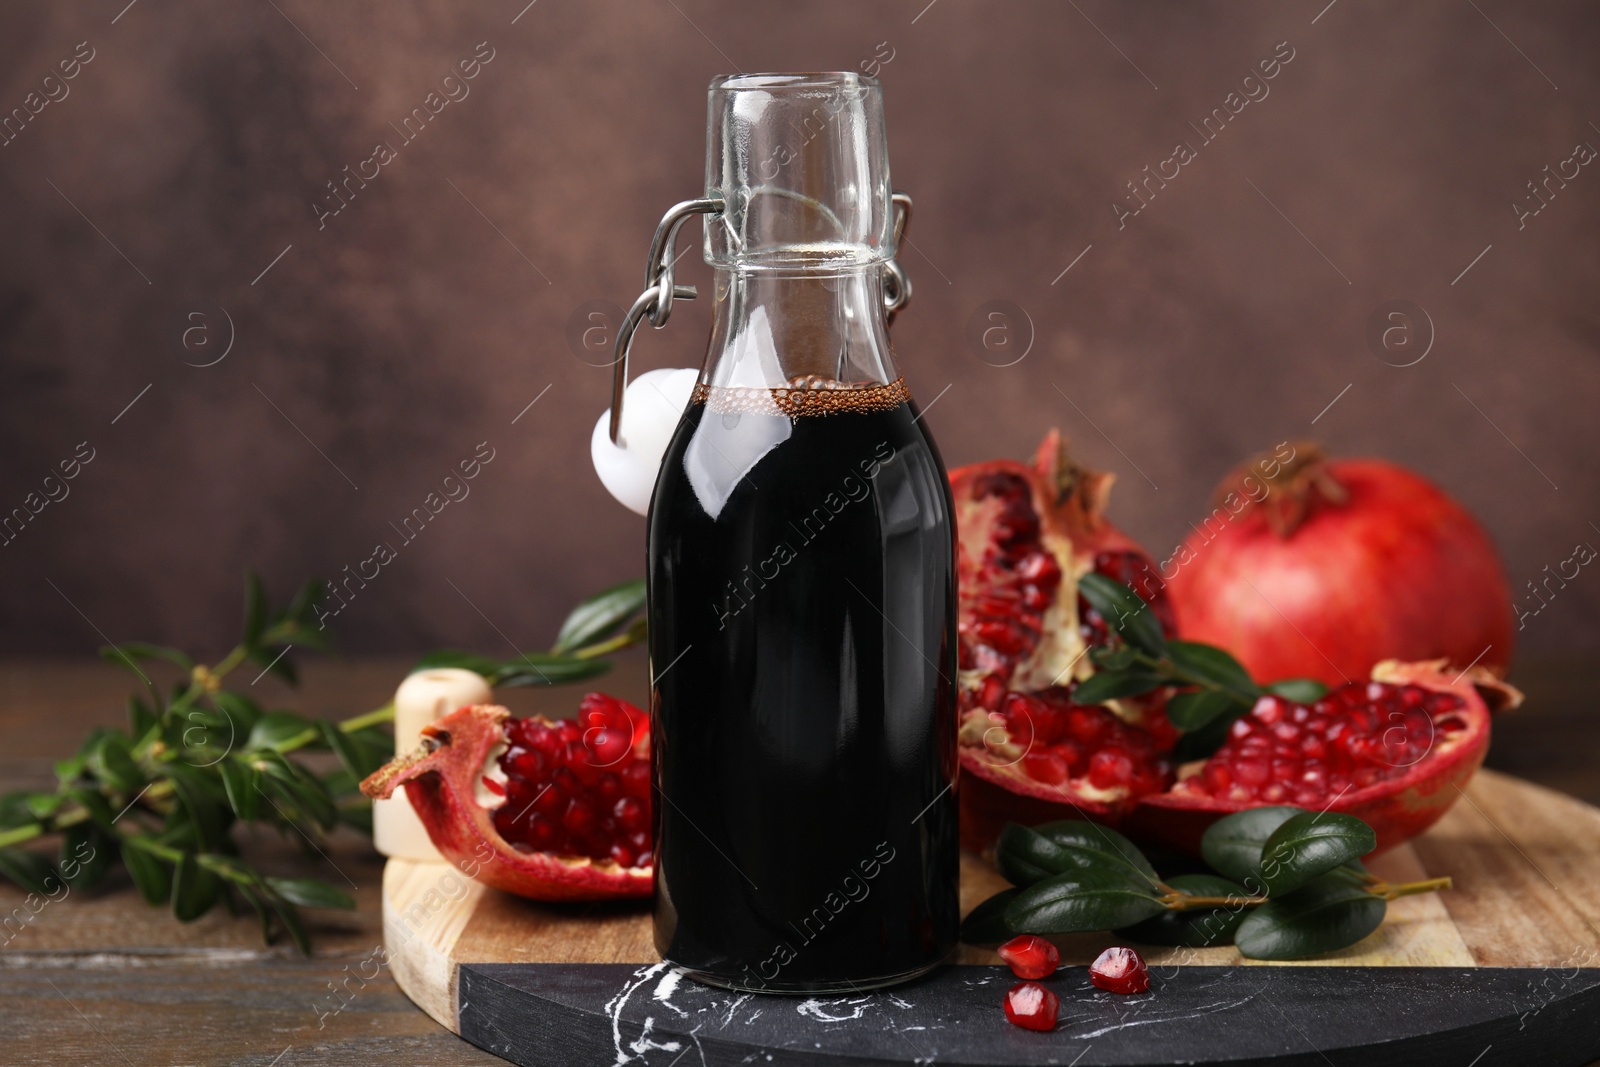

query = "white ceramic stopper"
[
  {"left": 590, "top": 367, "right": 698, "bottom": 516},
  {"left": 373, "top": 667, "right": 495, "bottom": 862}
]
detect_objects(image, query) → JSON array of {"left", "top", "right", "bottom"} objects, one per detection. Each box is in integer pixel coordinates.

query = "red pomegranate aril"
[
  {"left": 998, "top": 935, "right": 1060, "bottom": 980},
  {"left": 1233, "top": 758, "right": 1269, "bottom": 786},
  {"left": 1089, "top": 946, "right": 1150, "bottom": 994},
  {"left": 614, "top": 796, "right": 648, "bottom": 832},
  {"left": 1022, "top": 752, "right": 1071, "bottom": 785},
  {"left": 533, "top": 782, "right": 565, "bottom": 814},
  {"left": 1004, "top": 981, "right": 1060, "bottom": 1031},
  {"left": 1088, "top": 749, "right": 1134, "bottom": 789},
  {"left": 1014, "top": 551, "right": 1062, "bottom": 587}
]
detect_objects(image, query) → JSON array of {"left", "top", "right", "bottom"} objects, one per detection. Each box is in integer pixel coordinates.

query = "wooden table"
[{"left": 3, "top": 656, "right": 1597, "bottom": 1066}]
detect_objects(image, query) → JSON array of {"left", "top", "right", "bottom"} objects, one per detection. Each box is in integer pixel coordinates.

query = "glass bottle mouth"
[
  {"left": 705, "top": 71, "right": 893, "bottom": 270},
  {"left": 709, "top": 71, "right": 880, "bottom": 93}
]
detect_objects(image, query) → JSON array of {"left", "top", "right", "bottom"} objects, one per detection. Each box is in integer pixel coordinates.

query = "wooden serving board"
[{"left": 381, "top": 770, "right": 1600, "bottom": 1066}]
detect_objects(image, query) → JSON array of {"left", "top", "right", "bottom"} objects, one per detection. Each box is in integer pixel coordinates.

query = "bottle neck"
[{"left": 700, "top": 267, "right": 897, "bottom": 391}]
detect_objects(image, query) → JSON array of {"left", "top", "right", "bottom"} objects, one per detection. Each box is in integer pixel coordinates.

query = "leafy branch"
[
  {"left": 0, "top": 574, "right": 648, "bottom": 953},
  {"left": 1074, "top": 574, "right": 1330, "bottom": 761},
  {"left": 964, "top": 809, "right": 1451, "bottom": 959}
]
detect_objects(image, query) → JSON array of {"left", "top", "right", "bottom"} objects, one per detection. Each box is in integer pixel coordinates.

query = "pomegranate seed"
[
  {"left": 480, "top": 775, "right": 506, "bottom": 797},
  {"left": 1020, "top": 585, "right": 1052, "bottom": 610},
  {"left": 998, "top": 935, "right": 1060, "bottom": 979},
  {"left": 1233, "top": 757, "right": 1269, "bottom": 786},
  {"left": 614, "top": 796, "right": 649, "bottom": 832},
  {"left": 1003, "top": 981, "right": 1059, "bottom": 1031},
  {"left": 1065, "top": 706, "right": 1111, "bottom": 745},
  {"left": 534, "top": 783, "right": 565, "bottom": 814},
  {"left": 1088, "top": 946, "right": 1150, "bottom": 994},
  {"left": 1022, "top": 751, "right": 1071, "bottom": 785},
  {"left": 561, "top": 799, "right": 596, "bottom": 837},
  {"left": 1088, "top": 749, "right": 1134, "bottom": 789},
  {"left": 1014, "top": 551, "right": 1062, "bottom": 587}
]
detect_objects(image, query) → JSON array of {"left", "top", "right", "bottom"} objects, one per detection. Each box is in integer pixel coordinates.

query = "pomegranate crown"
[{"left": 1216, "top": 441, "right": 1348, "bottom": 538}]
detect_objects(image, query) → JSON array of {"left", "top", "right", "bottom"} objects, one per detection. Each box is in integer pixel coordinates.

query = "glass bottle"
[{"left": 646, "top": 72, "right": 959, "bottom": 993}]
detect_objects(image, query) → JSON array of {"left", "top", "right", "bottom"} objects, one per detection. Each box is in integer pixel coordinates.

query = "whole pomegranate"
[{"left": 1166, "top": 444, "right": 1514, "bottom": 688}]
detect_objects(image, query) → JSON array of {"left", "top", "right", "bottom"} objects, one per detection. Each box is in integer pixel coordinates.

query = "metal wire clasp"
[
  {"left": 609, "top": 197, "right": 722, "bottom": 446},
  {"left": 608, "top": 191, "right": 915, "bottom": 446}
]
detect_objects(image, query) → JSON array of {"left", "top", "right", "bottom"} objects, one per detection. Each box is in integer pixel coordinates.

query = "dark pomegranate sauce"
[{"left": 647, "top": 381, "right": 959, "bottom": 993}]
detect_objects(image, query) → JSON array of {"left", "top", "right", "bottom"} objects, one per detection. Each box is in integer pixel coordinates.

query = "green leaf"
[
  {"left": 1004, "top": 867, "right": 1166, "bottom": 934},
  {"left": 0, "top": 792, "right": 36, "bottom": 829},
  {"left": 257, "top": 754, "right": 337, "bottom": 831},
  {"left": 1076, "top": 573, "right": 1168, "bottom": 657},
  {"left": 1165, "top": 689, "right": 1247, "bottom": 733},
  {"left": 1116, "top": 873, "right": 1253, "bottom": 947},
  {"left": 53, "top": 752, "right": 88, "bottom": 785},
  {"left": 1089, "top": 645, "right": 1138, "bottom": 672},
  {"left": 66, "top": 788, "right": 116, "bottom": 831},
  {"left": 0, "top": 848, "right": 60, "bottom": 895},
  {"left": 959, "top": 888, "right": 1020, "bottom": 944},
  {"left": 551, "top": 579, "right": 647, "bottom": 654},
  {"left": 127, "top": 694, "right": 160, "bottom": 742},
  {"left": 1007, "top": 821, "right": 1161, "bottom": 886},
  {"left": 217, "top": 759, "right": 260, "bottom": 822},
  {"left": 59, "top": 825, "right": 111, "bottom": 891},
  {"left": 233, "top": 884, "right": 272, "bottom": 944},
  {"left": 320, "top": 721, "right": 384, "bottom": 780},
  {"left": 121, "top": 841, "right": 172, "bottom": 905},
  {"left": 211, "top": 691, "right": 264, "bottom": 735},
  {"left": 1200, "top": 806, "right": 1305, "bottom": 887},
  {"left": 248, "top": 711, "right": 315, "bottom": 751},
  {"left": 243, "top": 571, "right": 268, "bottom": 648},
  {"left": 170, "top": 851, "right": 222, "bottom": 922},
  {"left": 100, "top": 641, "right": 196, "bottom": 673},
  {"left": 1069, "top": 669, "right": 1164, "bottom": 705},
  {"left": 265, "top": 877, "right": 354, "bottom": 910},
  {"left": 997, "top": 824, "right": 1082, "bottom": 887},
  {"left": 1267, "top": 678, "right": 1330, "bottom": 703},
  {"left": 87, "top": 733, "right": 145, "bottom": 793},
  {"left": 1165, "top": 641, "right": 1260, "bottom": 699},
  {"left": 411, "top": 650, "right": 611, "bottom": 688},
  {"left": 24, "top": 792, "right": 67, "bottom": 820},
  {"left": 1235, "top": 877, "right": 1387, "bottom": 960},
  {"left": 270, "top": 896, "right": 312, "bottom": 956},
  {"left": 165, "top": 764, "right": 230, "bottom": 851},
  {"left": 247, "top": 645, "right": 300, "bottom": 686},
  {"left": 1259, "top": 812, "right": 1377, "bottom": 897},
  {"left": 1170, "top": 711, "right": 1242, "bottom": 764},
  {"left": 284, "top": 579, "right": 325, "bottom": 630}
]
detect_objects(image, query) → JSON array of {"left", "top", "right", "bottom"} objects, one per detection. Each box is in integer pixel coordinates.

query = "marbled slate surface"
[{"left": 459, "top": 962, "right": 1600, "bottom": 1067}]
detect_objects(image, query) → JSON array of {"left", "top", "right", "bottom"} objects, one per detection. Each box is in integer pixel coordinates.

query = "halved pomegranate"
[
  {"left": 952, "top": 433, "right": 1178, "bottom": 849},
  {"left": 1130, "top": 660, "right": 1521, "bottom": 854},
  {"left": 360, "top": 693, "right": 652, "bottom": 901}
]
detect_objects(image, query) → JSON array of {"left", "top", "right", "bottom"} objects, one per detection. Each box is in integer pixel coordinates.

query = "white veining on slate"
[
  {"left": 795, "top": 995, "right": 874, "bottom": 1023},
  {"left": 603, "top": 962, "right": 676, "bottom": 1065},
  {"left": 652, "top": 967, "right": 691, "bottom": 1017}
]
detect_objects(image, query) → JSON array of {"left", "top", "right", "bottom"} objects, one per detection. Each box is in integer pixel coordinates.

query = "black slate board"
[{"left": 457, "top": 962, "right": 1600, "bottom": 1066}]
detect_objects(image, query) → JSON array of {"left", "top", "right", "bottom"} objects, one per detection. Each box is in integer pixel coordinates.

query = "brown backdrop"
[{"left": 1, "top": 0, "right": 1596, "bottom": 660}]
